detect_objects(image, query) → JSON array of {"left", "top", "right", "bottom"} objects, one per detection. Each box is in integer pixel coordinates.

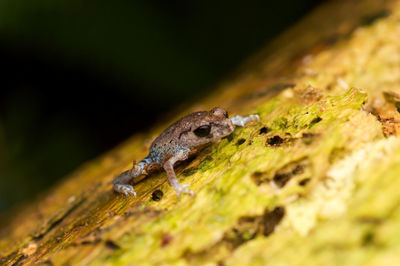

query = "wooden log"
[{"left": 2, "top": 0, "right": 400, "bottom": 264}]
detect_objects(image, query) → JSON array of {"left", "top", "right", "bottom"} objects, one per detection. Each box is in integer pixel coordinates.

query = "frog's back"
[
  {"left": 152, "top": 111, "right": 209, "bottom": 147},
  {"left": 148, "top": 111, "right": 209, "bottom": 163}
]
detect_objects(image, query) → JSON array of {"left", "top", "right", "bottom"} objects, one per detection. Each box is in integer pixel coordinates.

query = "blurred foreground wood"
[{"left": 2, "top": 0, "right": 400, "bottom": 265}]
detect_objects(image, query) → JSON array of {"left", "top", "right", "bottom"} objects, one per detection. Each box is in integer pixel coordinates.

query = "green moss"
[
  {"left": 0, "top": 86, "right": 379, "bottom": 266},
  {"left": 271, "top": 117, "right": 290, "bottom": 131},
  {"left": 227, "top": 138, "right": 400, "bottom": 266},
  {"left": 74, "top": 88, "right": 374, "bottom": 265}
]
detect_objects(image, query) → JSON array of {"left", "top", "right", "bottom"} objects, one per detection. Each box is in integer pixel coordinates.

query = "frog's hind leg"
[{"left": 112, "top": 157, "right": 152, "bottom": 197}]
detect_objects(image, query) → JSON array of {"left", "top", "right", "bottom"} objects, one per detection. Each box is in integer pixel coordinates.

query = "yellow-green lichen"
[
  {"left": 227, "top": 137, "right": 400, "bottom": 266},
  {"left": 72, "top": 88, "right": 373, "bottom": 266}
]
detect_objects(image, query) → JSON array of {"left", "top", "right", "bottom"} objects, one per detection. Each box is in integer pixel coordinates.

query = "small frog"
[{"left": 113, "top": 107, "right": 259, "bottom": 198}]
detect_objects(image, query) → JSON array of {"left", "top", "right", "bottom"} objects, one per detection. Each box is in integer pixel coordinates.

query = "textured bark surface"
[{"left": 2, "top": 0, "right": 400, "bottom": 265}]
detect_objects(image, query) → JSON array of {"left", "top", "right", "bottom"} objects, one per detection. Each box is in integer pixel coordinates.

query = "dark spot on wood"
[
  {"left": 360, "top": 10, "right": 390, "bottom": 26},
  {"left": 299, "top": 178, "right": 310, "bottom": 186},
  {"left": 105, "top": 240, "right": 121, "bottom": 250},
  {"left": 229, "top": 216, "right": 259, "bottom": 245},
  {"left": 77, "top": 239, "right": 101, "bottom": 245},
  {"left": 309, "top": 117, "right": 322, "bottom": 128},
  {"left": 329, "top": 147, "right": 346, "bottom": 163},
  {"left": 251, "top": 171, "right": 269, "bottom": 185},
  {"left": 161, "top": 233, "right": 173, "bottom": 247},
  {"left": 236, "top": 138, "right": 246, "bottom": 145},
  {"left": 223, "top": 134, "right": 234, "bottom": 143},
  {"left": 262, "top": 207, "right": 285, "bottom": 236},
  {"left": 226, "top": 206, "right": 285, "bottom": 247},
  {"left": 259, "top": 126, "right": 270, "bottom": 134},
  {"left": 292, "top": 165, "right": 304, "bottom": 175},
  {"left": 362, "top": 231, "right": 375, "bottom": 246},
  {"left": 217, "top": 260, "right": 226, "bottom": 266},
  {"left": 273, "top": 158, "right": 308, "bottom": 188},
  {"left": 252, "top": 158, "right": 308, "bottom": 187},
  {"left": 302, "top": 132, "right": 317, "bottom": 138},
  {"left": 267, "top": 135, "right": 284, "bottom": 146},
  {"left": 273, "top": 172, "right": 292, "bottom": 188},
  {"left": 301, "top": 132, "right": 318, "bottom": 145},
  {"left": 273, "top": 168, "right": 301, "bottom": 188},
  {"left": 151, "top": 190, "right": 164, "bottom": 201},
  {"left": 252, "top": 171, "right": 263, "bottom": 178}
]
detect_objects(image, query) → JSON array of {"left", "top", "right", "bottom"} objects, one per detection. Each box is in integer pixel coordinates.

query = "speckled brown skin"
[
  {"left": 113, "top": 107, "right": 259, "bottom": 198},
  {"left": 149, "top": 107, "right": 234, "bottom": 163}
]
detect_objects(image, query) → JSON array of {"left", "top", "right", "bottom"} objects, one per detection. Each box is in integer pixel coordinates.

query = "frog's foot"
[
  {"left": 231, "top": 114, "right": 260, "bottom": 127},
  {"left": 175, "top": 183, "right": 195, "bottom": 199},
  {"left": 114, "top": 184, "right": 137, "bottom": 197}
]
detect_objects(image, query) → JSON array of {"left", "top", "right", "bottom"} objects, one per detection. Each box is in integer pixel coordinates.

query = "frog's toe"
[
  {"left": 114, "top": 184, "right": 137, "bottom": 197},
  {"left": 176, "top": 184, "right": 195, "bottom": 198}
]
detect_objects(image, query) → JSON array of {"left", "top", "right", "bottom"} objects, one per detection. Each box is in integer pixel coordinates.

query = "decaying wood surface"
[{"left": 2, "top": 0, "right": 400, "bottom": 265}]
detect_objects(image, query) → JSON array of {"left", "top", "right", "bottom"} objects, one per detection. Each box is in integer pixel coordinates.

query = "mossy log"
[{"left": 2, "top": 0, "right": 400, "bottom": 265}]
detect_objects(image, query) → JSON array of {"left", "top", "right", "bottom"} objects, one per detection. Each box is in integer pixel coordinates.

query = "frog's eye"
[
  {"left": 224, "top": 111, "right": 229, "bottom": 118},
  {"left": 193, "top": 125, "right": 211, "bottom": 137}
]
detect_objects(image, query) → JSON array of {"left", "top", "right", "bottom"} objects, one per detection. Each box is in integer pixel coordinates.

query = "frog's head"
[
  {"left": 189, "top": 107, "right": 234, "bottom": 145},
  {"left": 175, "top": 107, "right": 234, "bottom": 149}
]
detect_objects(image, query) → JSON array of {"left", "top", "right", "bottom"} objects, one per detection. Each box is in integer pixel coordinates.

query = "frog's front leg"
[
  {"left": 163, "top": 149, "right": 194, "bottom": 198},
  {"left": 113, "top": 158, "right": 152, "bottom": 197},
  {"left": 230, "top": 114, "right": 260, "bottom": 127}
]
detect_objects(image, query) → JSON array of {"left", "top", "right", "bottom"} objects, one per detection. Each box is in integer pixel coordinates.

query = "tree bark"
[{"left": 2, "top": 0, "right": 400, "bottom": 265}]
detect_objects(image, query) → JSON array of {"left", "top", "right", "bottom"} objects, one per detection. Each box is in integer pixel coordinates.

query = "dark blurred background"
[{"left": 0, "top": 0, "right": 324, "bottom": 213}]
